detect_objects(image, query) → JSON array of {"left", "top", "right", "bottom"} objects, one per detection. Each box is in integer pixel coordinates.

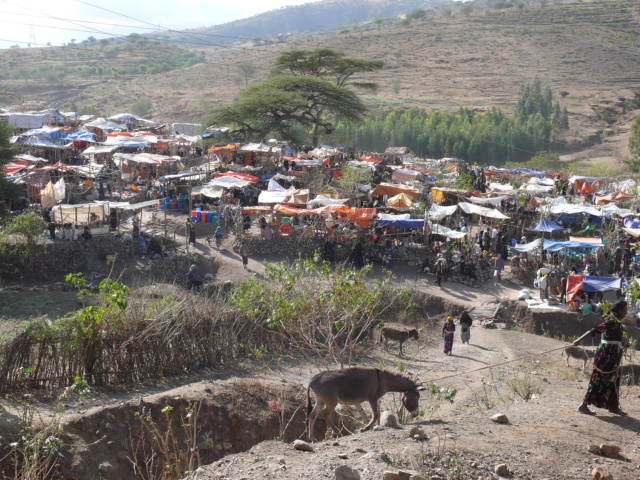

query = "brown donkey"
[{"left": 306, "top": 367, "right": 424, "bottom": 442}]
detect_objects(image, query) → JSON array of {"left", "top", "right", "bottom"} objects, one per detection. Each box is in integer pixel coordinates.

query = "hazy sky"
[{"left": 0, "top": 0, "right": 317, "bottom": 49}]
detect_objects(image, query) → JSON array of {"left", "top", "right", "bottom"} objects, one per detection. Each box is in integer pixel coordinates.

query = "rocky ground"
[{"left": 2, "top": 218, "right": 640, "bottom": 480}]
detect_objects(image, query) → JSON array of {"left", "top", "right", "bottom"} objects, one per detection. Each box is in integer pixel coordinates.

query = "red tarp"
[
  {"left": 566, "top": 274, "right": 584, "bottom": 303},
  {"left": 214, "top": 172, "right": 259, "bottom": 183}
]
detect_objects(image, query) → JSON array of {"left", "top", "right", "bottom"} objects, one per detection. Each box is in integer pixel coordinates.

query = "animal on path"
[
  {"left": 380, "top": 325, "right": 419, "bottom": 356},
  {"left": 104, "top": 252, "right": 118, "bottom": 266},
  {"left": 306, "top": 367, "right": 424, "bottom": 442},
  {"left": 561, "top": 345, "right": 595, "bottom": 371}
]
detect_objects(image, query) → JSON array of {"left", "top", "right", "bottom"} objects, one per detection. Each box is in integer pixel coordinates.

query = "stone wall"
[{"left": 1, "top": 236, "right": 131, "bottom": 280}]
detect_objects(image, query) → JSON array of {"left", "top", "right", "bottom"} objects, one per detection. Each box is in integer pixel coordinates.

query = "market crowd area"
[{"left": 3, "top": 106, "right": 640, "bottom": 323}]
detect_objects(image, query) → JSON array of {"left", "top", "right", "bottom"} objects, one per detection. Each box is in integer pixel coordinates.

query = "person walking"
[
  {"left": 494, "top": 254, "right": 505, "bottom": 282},
  {"left": 434, "top": 253, "right": 448, "bottom": 287},
  {"left": 187, "top": 220, "right": 196, "bottom": 246},
  {"left": 442, "top": 316, "right": 456, "bottom": 355},
  {"left": 459, "top": 311, "right": 473, "bottom": 344},
  {"left": 240, "top": 241, "right": 249, "bottom": 269},
  {"left": 574, "top": 299, "right": 629, "bottom": 416}
]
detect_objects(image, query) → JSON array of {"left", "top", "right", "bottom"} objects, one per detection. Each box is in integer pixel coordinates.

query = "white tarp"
[
  {"left": 540, "top": 204, "right": 603, "bottom": 217},
  {"left": 600, "top": 203, "right": 636, "bottom": 218},
  {"left": 191, "top": 185, "right": 224, "bottom": 198},
  {"left": 511, "top": 238, "right": 543, "bottom": 253},
  {"left": 268, "top": 178, "right": 286, "bottom": 191},
  {"left": 53, "top": 178, "right": 65, "bottom": 203},
  {"left": 109, "top": 199, "right": 160, "bottom": 210},
  {"left": 172, "top": 123, "right": 202, "bottom": 135},
  {"left": 84, "top": 118, "right": 127, "bottom": 130},
  {"left": 295, "top": 159, "right": 323, "bottom": 167},
  {"left": 73, "top": 164, "right": 105, "bottom": 178},
  {"left": 8, "top": 114, "right": 45, "bottom": 129},
  {"left": 378, "top": 213, "right": 410, "bottom": 220},
  {"left": 429, "top": 222, "right": 467, "bottom": 239},
  {"left": 105, "top": 135, "right": 157, "bottom": 145},
  {"left": 52, "top": 202, "right": 108, "bottom": 225},
  {"left": 82, "top": 145, "right": 120, "bottom": 156},
  {"left": 466, "top": 196, "right": 506, "bottom": 206},
  {"left": 15, "top": 154, "right": 46, "bottom": 163},
  {"left": 307, "top": 195, "right": 349, "bottom": 208},
  {"left": 208, "top": 176, "right": 251, "bottom": 188},
  {"left": 458, "top": 202, "right": 510, "bottom": 219},
  {"left": 427, "top": 204, "right": 458, "bottom": 221},
  {"left": 238, "top": 143, "right": 274, "bottom": 153},
  {"left": 310, "top": 147, "right": 338, "bottom": 157},
  {"left": 258, "top": 191, "right": 287, "bottom": 204}
]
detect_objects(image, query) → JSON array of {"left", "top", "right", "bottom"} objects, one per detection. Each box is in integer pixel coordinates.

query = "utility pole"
[{"left": 28, "top": 25, "right": 36, "bottom": 48}]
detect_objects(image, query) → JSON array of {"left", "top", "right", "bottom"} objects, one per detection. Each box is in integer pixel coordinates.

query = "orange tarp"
[
  {"left": 274, "top": 205, "right": 316, "bottom": 215},
  {"left": 594, "top": 191, "right": 634, "bottom": 205},
  {"left": 209, "top": 144, "right": 241, "bottom": 152},
  {"left": 370, "top": 183, "right": 420, "bottom": 200}
]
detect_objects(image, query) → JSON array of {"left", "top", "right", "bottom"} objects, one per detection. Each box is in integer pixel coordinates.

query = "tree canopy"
[
  {"left": 628, "top": 114, "right": 640, "bottom": 172},
  {"left": 205, "top": 49, "right": 384, "bottom": 147},
  {"left": 0, "top": 121, "right": 20, "bottom": 216}
]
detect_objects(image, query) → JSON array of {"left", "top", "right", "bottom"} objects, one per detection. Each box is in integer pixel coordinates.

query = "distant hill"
[{"left": 160, "top": 0, "right": 451, "bottom": 45}]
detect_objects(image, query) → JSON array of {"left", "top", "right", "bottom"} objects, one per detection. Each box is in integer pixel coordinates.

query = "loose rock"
[
  {"left": 335, "top": 465, "right": 360, "bottom": 480},
  {"left": 293, "top": 440, "right": 315, "bottom": 452},
  {"left": 408, "top": 426, "right": 428, "bottom": 440},
  {"left": 495, "top": 463, "right": 509, "bottom": 476},
  {"left": 380, "top": 411, "right": 400, "bottom": 428},
  {"left": 491, "top": 414, "right": 509, "bottom": 424},
  {"left": 592, "top": 466, "right": 613, "bottom": 480},
  {"left": 588, "top": 444, "right": 601, "bottom": 455},
  {"left": 382, "top": 473, "right": 400, "bottom": 480},
  {"left": 599, "top": 444, "right": 621, "bottom": 458}
]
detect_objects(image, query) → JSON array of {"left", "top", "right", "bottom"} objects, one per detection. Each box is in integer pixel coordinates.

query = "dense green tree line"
[{"left": 330, "top": 79, "right": 569, "bottom": 165}]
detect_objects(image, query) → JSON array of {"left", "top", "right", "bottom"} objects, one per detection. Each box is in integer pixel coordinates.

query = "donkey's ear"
[{"left": 416, "top": 386, "right": 426, "bottom": 391}]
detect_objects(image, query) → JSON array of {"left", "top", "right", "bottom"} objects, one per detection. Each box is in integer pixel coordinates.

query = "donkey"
[
  {"left": 561, "top": 345, "right": 595, "bottom": 372},
  {"left": 380, "top": 326, "right": 419, "bottom": 357},
  {"left": 306, "top": 367, "right": 424, "bottom": 442}
]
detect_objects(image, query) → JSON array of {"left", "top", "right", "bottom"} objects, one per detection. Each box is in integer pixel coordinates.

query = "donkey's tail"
[{"left": 306, "top": 383, "right": 312, "bottom": 417}]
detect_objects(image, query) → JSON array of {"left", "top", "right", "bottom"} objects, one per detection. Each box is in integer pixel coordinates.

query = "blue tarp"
[
  {"left": 376, "top": 219, "right": 424, "bottom": 229},
  {"left": 533, "top": 217, "right": 565, "bottom": 232},
  {"left": 543, "top": 239, "right": 604, "bottom": 251},
  {"left": 63, "top": 130, "right": 96, "bottom": 142},
  {"left": 259, "top": 175, "right": 274, "bottom": 182},
  {"left": 515, "top": 168, "right": 546, "bottom": 178},
  {"left": 624, "top": 218, "right": 640, "bottom": 229},
  {"left": 581, "top": 276, "right": 621, "bottom": 292}
]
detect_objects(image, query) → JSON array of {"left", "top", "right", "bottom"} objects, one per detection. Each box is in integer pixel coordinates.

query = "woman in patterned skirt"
[
  {"left": 442, "top": 316, "right": 456, "bottom": 355},
  {"left": 574, "top": 300, "right": 629, "bottom": 416}
]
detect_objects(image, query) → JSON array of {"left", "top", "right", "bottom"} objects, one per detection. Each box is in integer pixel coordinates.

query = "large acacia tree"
[{"left": 206, "top": 49, "right": 384, "bottom": 147}]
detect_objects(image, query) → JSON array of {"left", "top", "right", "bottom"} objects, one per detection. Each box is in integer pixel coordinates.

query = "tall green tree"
[
  {"left": 206, "top": 49, "right": 383, "bottom": 147},
  {"left": 0, "top": 121, "right": 20, "bottom": 216},
  {"left": 626, "top": 115, "right": 640, "bottom": 173}
]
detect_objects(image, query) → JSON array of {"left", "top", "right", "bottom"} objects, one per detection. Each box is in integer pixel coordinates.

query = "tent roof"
[
  {"left": 532, "top": 217, "right": 565, "bottom": 232},
  {"left": 370, "top": 183, "right": 420, "bottom": 200}
]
